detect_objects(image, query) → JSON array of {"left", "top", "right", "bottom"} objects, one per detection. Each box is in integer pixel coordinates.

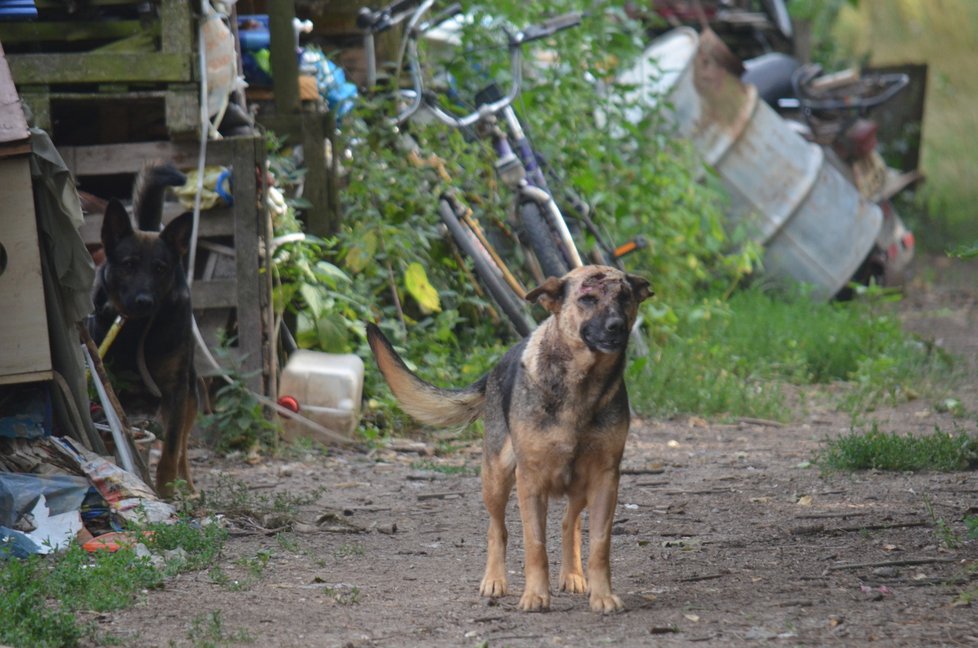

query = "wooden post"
[{"left": 268, "top": 0, "right": 299, "bottom": 115}]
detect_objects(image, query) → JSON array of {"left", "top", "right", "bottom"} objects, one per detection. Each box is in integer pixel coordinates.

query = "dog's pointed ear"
[
  {"left": 101, "top": 200, "right": 133, "bottom": 254},
  {"left": 525, "top": 276, "right": 565, "bottom": 314},
  {"left": 628, "top": 274, "right": 653, "bottom": 303},
  {"left": 161, "top": 212, "right": 195, "bottom": 258}
]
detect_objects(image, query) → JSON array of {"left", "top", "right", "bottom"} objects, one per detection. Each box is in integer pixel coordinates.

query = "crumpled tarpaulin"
[{"left": 29, "top": 127, "right": 104, "bottom": 453}]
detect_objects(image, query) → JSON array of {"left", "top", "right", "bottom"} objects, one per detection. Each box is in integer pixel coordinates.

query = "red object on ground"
[{"left": 277, "top": 395, "right": 300, "bottom": 413}]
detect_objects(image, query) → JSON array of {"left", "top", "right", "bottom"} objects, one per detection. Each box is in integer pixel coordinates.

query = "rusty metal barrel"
[{"left": 620, "top": 28, "right": 882, "bottom": 300}]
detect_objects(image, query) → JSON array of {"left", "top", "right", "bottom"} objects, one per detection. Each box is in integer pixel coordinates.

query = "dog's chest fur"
[{"left": 485, "top": 319, "right": 631, "bottom": 496}]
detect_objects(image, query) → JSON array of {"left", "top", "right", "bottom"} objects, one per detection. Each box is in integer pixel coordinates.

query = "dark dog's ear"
[
  {"left": 101, "top": 200, "right": 134, "bottom": 253},
  {"left": 628, "top": 274, "right": 653, "bottom": 302},
  {"left": 160, "top": 212, "right": 195, "bottom": 258},
  {"left": 525, "top": 276, "right": 565, "bottom": 314}
]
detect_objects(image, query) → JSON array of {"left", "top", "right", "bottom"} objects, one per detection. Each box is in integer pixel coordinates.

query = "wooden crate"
[
  {"left": 63, "top": 137, "right": 277, "bottom": 398},
  {"left": 0, "top": 0, "right": 199, "bottom": 138},
  {"left": 0, "top": 156, "right": 53, "bottom": 386}
]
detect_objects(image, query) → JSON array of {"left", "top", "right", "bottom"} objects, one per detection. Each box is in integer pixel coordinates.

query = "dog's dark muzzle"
[
  {"left": 124, "top": 292, "right": 157, "bottom": 318},
  {"left": 581, "top": 313, "right": 630, "bottom": 354}
]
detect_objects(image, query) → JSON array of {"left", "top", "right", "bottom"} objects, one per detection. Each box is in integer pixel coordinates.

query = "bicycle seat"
[{"left": 741, "top": 52, "right": 802, "bottom": 108}]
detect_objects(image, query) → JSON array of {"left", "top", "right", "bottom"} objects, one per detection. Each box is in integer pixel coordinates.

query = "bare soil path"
[{"left": 90, "top": 257, "right": 978, "bottom": 647}]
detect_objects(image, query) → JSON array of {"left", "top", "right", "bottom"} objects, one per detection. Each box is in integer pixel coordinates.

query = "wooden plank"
[
  {"left": 0, "top": 157, "right": 53, "bottom": 382},
  {"left": 7, "top": 53, "right": 191, "bottom": 84},
  {"left": 230, "top": 136, "right": 264, "bottom": 394},
  {"left": 79, "top": 206, "right": 234, "bottom": 246},
  {"left": 160, "top": 0, "right": 194, "bottom": 57},
  {"left": 0, "top": 20, "right": 144, "bottom": 45},
  {"left": 191, "top": 280, "right": 238, "bottom": 309},
  {"left": 0, "top": 42, "right": 30, "bottom": 148},
  {"left": 59, "top": 139, "right": 245, "bottom": 176}
]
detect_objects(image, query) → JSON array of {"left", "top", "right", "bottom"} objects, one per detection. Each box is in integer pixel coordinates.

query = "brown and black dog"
[
  {"left": 88, "top": 163, "right": 198, "bottom": 498},
  {"left": 367, "top": 265, "right": 652, "bottom": 613}
]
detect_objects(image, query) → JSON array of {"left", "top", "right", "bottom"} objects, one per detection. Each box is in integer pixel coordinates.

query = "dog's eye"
[
  {"left": 121, "top": 259, "right": 139, "bottom": 273},
  {"left": 153, "top": 261, "right": 170, "bottom": 276},
  {"left": 578, "top": 294, "right": 598, "bottom": 306}
]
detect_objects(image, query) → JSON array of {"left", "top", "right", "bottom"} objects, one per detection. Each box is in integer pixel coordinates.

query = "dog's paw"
[
  {"left": 559, "top": 572, "right": 588, "bottom": 594},
  {"left": 589, "top": 593, "right": 624, "bottom": 614},
  {"left": 518, "top": 590, "right": 551, "bottom": 612},
  {"left": 479, "top": 577, "right": 507, "bottom": 598}
]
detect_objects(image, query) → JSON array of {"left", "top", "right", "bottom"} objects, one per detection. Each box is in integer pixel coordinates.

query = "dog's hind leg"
[
  {"left": 559, "top": 493, "right": 588, "bottom": 594},
  {"left": 479, "top": 442, "right": 515, "bottom": 598},
  {"left": 176, "top": 387, "right": 198, "bottom": 492},
  {"left": 585, "top": 469, "right": 625, "bottom": 613}
]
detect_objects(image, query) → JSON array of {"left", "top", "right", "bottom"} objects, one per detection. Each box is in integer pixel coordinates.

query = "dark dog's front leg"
[{"left": 156, "top": 380, "right": 196, "bottom": 498}]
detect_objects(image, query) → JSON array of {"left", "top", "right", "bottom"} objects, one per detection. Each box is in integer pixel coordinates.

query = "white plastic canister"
[{"left": 277, "top": 350, "right": 364, "bottom": 443}]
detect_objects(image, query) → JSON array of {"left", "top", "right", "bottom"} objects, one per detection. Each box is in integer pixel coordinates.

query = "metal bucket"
[{"left": 620, "top": 28, "right": 882, "bottom": 300}]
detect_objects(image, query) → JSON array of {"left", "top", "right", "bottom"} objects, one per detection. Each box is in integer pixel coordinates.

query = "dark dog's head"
[
  {"left": 100, "top": 200, "right": 194, "bottom": 319},
  {"left": 525, "top": 266, "right": 652, "bottom": 354}
]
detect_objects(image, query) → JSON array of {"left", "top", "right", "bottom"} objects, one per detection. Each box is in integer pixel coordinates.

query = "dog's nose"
[
  {"left": 604, "top": 316, "right": 625, "bottom": 335},
  {"left": 135, "top": 294, "right": 155, "bottom": 310}
]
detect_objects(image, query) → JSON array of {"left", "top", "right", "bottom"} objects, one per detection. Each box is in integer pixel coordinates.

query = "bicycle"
[{"left": 358, "top": 0, "right": 640, "bottom": 336}]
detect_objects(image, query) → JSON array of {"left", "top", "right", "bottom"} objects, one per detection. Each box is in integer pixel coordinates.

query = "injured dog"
[
  {"left": 367, "top": 265, "right": 652, "bottom": 613},
  {"left": 89, "top": 162, "right": 197, "bottom": 498}
]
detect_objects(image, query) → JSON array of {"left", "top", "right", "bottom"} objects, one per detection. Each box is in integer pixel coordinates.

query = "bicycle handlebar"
[
  {"left": 375, "top": 1, "right": 581, "bottom": 126},
  {"left": 792, "top": 65, "right": 909, "bottom": 113},
  {"left": 356, "top": 0, "right": 419, "bottom": 33},
  {"left": 519, "top": 11, "right": 582, "bottom": 44}
]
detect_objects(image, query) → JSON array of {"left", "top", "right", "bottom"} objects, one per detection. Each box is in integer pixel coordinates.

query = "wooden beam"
[
  {"left": 7, "top": 53, "right": 191, "bottom": 84},
  {"left": 268, "top": 0, "right": 300, "bottom": 114}
]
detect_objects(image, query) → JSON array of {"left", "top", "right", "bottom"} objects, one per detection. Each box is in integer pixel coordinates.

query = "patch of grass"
[
  {"left": 334, "top": 542, "right": 365, "bottom": 559},
  {"left": 186, "top": 610, "right": 254, "bottom": 648},
  {"left": 410, "top": 459, "right": 477, "bottom": 476},
  {"left": 630, "top": 287, "right": 951, "bottom": 419},
  {"left": 201, "top": 473, "right": 323, "bottom": 529},
  {"left": 0, "top": 516, "right": 227, "bottom": 648},
  {"left": 818, "top": 423, "right": 978, "bottom": 472}
]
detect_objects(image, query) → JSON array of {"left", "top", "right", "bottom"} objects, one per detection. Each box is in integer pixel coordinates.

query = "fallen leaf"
[
  {"left": 797, "top": 495, "right": 814, "bottom": 507},
  {"left": 882, "top": 543, "right": 900, "bottom": 552},
  {"left": 683, "top": 613, "right": 700, "bottom": 623},
  {"left": 750, "top": 497, "right": 770, "bottom": 504},
  {"left": 688, "top": 417, "right": 708, "bottom": 428},
  {"left": 667, "top": 440, "right": 680, "bottom": 448}
]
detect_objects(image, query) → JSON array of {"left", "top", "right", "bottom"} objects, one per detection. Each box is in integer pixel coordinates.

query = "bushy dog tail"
[
  {"left": 366, "top": 323, "right": 486, "bottom": 428},
  {"left": 132, "top": 161, "right": 187, "bottom": 232}
]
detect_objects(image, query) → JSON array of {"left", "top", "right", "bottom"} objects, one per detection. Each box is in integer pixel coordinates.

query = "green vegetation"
[
  {"left": 630, "top": 286, "right": 952, "bottom": 419},
  {"left": 833, "top": 0, "right": 978, "bottom": 250},
  {"left": 260, "top": 0, "right": 966, "bottom": 439},
  {"left": 186, "top": 610, "right": 255, "bottom": 647},
  {"left": 0, "top": 517, "right": 227, "bottom": 648},
  {"left": 818, "top": 423, "right": 978, "bottom": 472}
]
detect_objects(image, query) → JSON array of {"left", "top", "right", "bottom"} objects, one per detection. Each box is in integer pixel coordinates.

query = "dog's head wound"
[{"left": 526, "top": 266, "right": 653, "bottom": 354}]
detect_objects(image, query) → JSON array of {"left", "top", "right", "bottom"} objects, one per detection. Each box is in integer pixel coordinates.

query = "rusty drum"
[{"left": 620, "top": 28, "right": 882, "bottom": 300}]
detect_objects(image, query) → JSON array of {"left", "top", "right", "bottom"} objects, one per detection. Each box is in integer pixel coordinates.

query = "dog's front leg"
[
  {"left": 586, "top": 470, "right": 625, "bottom": 613},
  {"left": 516, "top": 469, "right": 551, "bottom": 611},
  {"left": 559, "top": 493, "right": 588, "bottom": 594},
  {"left": 480, "top": 450, "right": 514, "bottom": 598},
  {"left": 156, "top": 382, "right": 194, "bottom": 499}
]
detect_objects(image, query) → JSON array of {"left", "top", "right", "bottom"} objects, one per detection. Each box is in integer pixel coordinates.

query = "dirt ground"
[{"left": 91, "top": 256, "right": 978, "bottom": 647}]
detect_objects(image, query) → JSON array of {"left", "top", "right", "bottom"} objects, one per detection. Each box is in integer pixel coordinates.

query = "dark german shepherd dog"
[
  {"left": 367, "top": 265, "right": 652, "bottom": 613},
  {"left": 89, "top": 162, "right": 197, "bottom": 498}
]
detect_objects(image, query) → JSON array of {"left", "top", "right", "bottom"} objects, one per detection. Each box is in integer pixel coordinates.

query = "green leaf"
[
  {"left": 344, "top": 230, "right": 378, "bottom": 273},
  {"left": 404, "top": 262, "right": 442, "bottom": 314}
]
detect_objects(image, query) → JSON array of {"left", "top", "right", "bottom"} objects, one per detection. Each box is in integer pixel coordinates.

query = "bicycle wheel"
[
  {"left": 438, "top": 199, "right": 535, "bottom": 337},
  {"left": 519, "top": 200, "right": 571, "bottom": 280}
]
